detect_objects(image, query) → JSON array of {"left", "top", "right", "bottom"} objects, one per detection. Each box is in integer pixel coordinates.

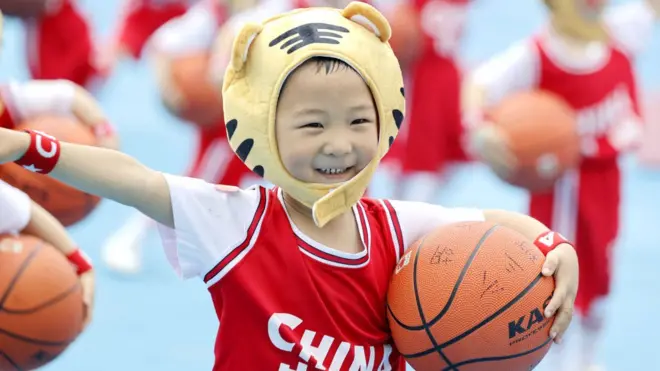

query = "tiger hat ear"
[
  {"left": 341, "top": 2, "right": 391, "bottom": 42},
  {"left": 229, "top": 22, "right": 264, "bottom": 72}
]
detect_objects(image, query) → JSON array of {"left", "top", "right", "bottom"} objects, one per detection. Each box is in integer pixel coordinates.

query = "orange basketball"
[
  {"left": 489, "top": 90, "right": 580, "bottom": 191},
  {"left": 386, "top": 3, "right": 423, "bottom": 69},
  {"left": 0, "top": 116, "right": 101, "bottom": 226},
  {"left": 0, "top": 234, "right": 83, "bottom": 370},
  {"left": 387, "top": 221, "right": 555, "bottom": 371},
  {"left": 168, "top": 52, "right": 224, "bottom": 128}
]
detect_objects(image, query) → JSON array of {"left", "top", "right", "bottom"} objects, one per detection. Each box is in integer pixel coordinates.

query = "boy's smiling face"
[{"left": 275, "top": 58, "right": 379, "bottom": 185}]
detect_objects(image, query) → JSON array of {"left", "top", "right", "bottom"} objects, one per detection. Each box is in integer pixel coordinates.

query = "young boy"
[
  {"left": 0, "top": 179, "right": 95, "bottom": 328},
  {"left": 463, "top": 0, "right": 658, "bottom": 369},
  {"left": 0, "top": 3, "right": 579, "bottom": 369}
]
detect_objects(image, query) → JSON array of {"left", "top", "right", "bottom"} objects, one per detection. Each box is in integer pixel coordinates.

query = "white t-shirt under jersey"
[
  {"left": 158, "top": 174, "right": 485, "bottom": 279},
  {"left": 0, "top": 180, "right": 31, "bottom": 235}
]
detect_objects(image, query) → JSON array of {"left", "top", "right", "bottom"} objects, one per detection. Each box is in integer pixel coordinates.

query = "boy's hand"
[
  {"left": 541, "top": 243, "right": 579, "bottom": 344},
  {"left": 469, "top": 125, "right": 518, "bottom": 180},
  {"left": 79, "top": 269, "right": 95, "bottom": 330}
]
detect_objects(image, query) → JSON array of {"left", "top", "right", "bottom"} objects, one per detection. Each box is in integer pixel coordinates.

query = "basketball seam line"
[
  {"left": 392, "top": 224, "right": 499, "bottom": 332},
  {"left": 412, "top": 235, "right": 456, "bottom": 370},
  {"left": 440, "top": 336, "right": 553, "bottom": 370},
  {"left": 0, "top": 244, "right": 43, "bottom": 309},
  {"left": 0, "top": 327, "right": 75, "bottom": 346},
  {"left": 1, "top": 283, "right": 80, "bottom": 314},
  {"left": 402, "top": 273, "right": 546, "bottom": 359},
  {"left": 0, "top": 352, "right": 23, "bottom": 371}
]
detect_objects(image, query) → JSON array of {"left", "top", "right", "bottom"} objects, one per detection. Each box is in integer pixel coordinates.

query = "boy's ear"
[
  {"left": 230, "top": 23, "right": 264, "bottom": 72},
  {"left": 341, "top": 2, "right": 391, "bottom": 42}
]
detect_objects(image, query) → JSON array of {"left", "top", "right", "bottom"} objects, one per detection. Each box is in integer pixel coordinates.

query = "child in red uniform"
[
  {"left": 0, "top": 3, "right": 579, "bottom": 369},
  {"left": 464, "top": 0, "right": 659, "bottom": 369},
  {"left": 378, "top": 0, "right": 472, "bottom": 202}
]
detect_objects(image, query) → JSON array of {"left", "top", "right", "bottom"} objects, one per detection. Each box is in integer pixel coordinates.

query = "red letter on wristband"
[
  {"left": 14, "top": 129, "right": 61, "bottom": 174},
  {"left": 66, "top": 249, "right": 93, "bottom": 275},
  {"left": 534, "top": 231, "right": 571, "bottom": 256}
]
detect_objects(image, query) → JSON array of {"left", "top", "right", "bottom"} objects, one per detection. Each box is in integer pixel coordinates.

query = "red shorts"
[
  {"left": 112, "top": 2, "right": 190, "bottom": 59},
  {"left": 398, "top": 55, "right": 467, "bottom": 174},
  {"left": 25, "top": 0, "right": 102, "bottom": 88},
  {"left": 529, "top": 158, "right": 620, "bottom": 315},
  {"left": 186, "top": 125, "right": 254, "bottom": 186}
]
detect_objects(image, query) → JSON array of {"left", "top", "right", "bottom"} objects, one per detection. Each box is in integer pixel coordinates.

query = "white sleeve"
[
  {"left": 148, "top": 3, "right": 220, "bottom": 56},
  {"left": 0, "top": 81, "right": 76, "bottom": 122},
  {"left": 470, "top": 40, "right": 539, "bottom": 108},
  {"left": 389, "top": 200, "right": 485, "bottom": 252},
  {"left": 156, "top": 174, "right": 265, "bottom": 280},
  {"left": 606, "top": 1, "right": 656, "bottom": 56},
  {"left": 0, "top": 180, "right": 31, "bottom": 235}
]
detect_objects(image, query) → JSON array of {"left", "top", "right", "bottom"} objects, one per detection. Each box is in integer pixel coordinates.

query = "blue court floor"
[{"left": 0, "top": 1, "right": 658, "bottom": 370}]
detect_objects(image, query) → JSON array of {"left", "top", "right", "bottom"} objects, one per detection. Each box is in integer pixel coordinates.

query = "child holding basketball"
[
  {"left": 0, "top": 179, "right": 95, "bottom": 328},
  {"left": 463, "top": 0, "right": 659, "bottom": 369},
  {"left": 0, "top": 3, "right": 579, "bottom": 369}
]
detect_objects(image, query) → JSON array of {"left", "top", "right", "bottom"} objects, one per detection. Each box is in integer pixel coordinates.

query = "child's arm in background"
[
  {"left": 461, "top": 41, "right": 539, "bottom": 178},
  {"left": 0, "top": 128, "right": 173, "bottom": 227},
  {"left": 1, "top": 80, "right": 119, "bottom": 149},
  {"left": 0, "top": 180, "right": 95, "bottom": 328}
]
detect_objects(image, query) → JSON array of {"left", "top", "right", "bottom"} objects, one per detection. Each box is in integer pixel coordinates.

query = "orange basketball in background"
[
  {"left": 0, "top": 116, "right": 101, "bottom": 227},
  {"left": 489, "top": 90, "right": 580, "bottom": 191},
  {"left": 0, "top": 234, "right": 84, "bottom": 370},
  {"left": 386, "top": 2, "right": 423, "bottom": 69},
  {"left": 167, "top": 52, "right": 224, "bottom": 128},
  {"left": 387, "top": 221, "right": 554, "bottom": 371}
]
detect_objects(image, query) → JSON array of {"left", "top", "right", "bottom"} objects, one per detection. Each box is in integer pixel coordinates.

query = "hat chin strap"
[{"left": 549, "top": 13, "right": 607, "bottom": 42}]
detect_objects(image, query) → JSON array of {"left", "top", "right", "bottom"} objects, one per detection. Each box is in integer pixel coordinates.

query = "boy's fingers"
[
  {"left": 542, "top": 251, "right": 560, "bottom": 276},
  {"left": 550, "top": 303, "right": 575, "bottom": 343},
  {"left": 544, "top": 286, "right": 566, "bottom": 318}
]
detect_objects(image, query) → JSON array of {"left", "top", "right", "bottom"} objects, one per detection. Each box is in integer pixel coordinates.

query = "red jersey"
[
  {"left": 471, "top": 0, "right": 655, "bottom": 159},
  {"left": 158, "top": 175, "right": 484, "bottom": 370}
]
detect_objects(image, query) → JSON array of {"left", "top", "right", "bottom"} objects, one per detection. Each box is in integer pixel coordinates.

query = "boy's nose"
[{"left": 323, "top": 137, "right": 353, "bottom": 157}]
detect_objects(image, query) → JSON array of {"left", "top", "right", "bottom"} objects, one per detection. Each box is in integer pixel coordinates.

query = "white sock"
[{"left": 579, "top": 299, "right": 609, "bottom": 368}]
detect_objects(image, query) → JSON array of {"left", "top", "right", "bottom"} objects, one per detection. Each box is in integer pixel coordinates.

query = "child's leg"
[
  {"left": 398, "top": 57, "right": 463, "bottom": 203},
  {"left": 529, "top": 170, "right": 581, "bottom": 370},
  {"left": 574, "top": 161, "right": 620, "bottom": 369}
]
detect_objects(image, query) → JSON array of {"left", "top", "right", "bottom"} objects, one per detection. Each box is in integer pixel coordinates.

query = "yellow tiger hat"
[{"left": 221, "top": 2, "right": 405, "bottom": 227}]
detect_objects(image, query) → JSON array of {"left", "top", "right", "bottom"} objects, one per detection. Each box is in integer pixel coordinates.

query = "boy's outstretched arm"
[{"left": 0, "top": 128, "right": 174, "bottom": 227}]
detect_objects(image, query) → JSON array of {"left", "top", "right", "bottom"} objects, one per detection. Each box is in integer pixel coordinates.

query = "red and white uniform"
[
  {"left": 384, "top": 0, "right": 471, "bottom": 172},
  {"left": 471, "top": 1, "right": 655, "bottom": 315},
  {"left": 0, "top": 180, "right": 31, "bottom": 235},
  {"left": 110, "top": 0, "right": 200, "bottom": 59},
  {"left": 157, "top": 175, "right": 484, "bottom": 370},
  {"left": 0, "top": 81, "right": 78, "bottom": 130},
  {"left": 24, "top": 0, "right": 104, "bottom": 89}
]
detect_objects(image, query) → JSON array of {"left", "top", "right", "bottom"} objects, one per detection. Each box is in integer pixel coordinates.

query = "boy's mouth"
[{"left": 315, "top": 166, "right": 355, "bottom": 180}]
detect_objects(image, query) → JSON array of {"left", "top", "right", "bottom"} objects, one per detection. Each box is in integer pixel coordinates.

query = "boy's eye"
[
  {"left": 301, "top": 123, "right": 323, "bottom": 129},
  {"left": 351, "top": 118, "right": 371, "bottom": 125}
]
